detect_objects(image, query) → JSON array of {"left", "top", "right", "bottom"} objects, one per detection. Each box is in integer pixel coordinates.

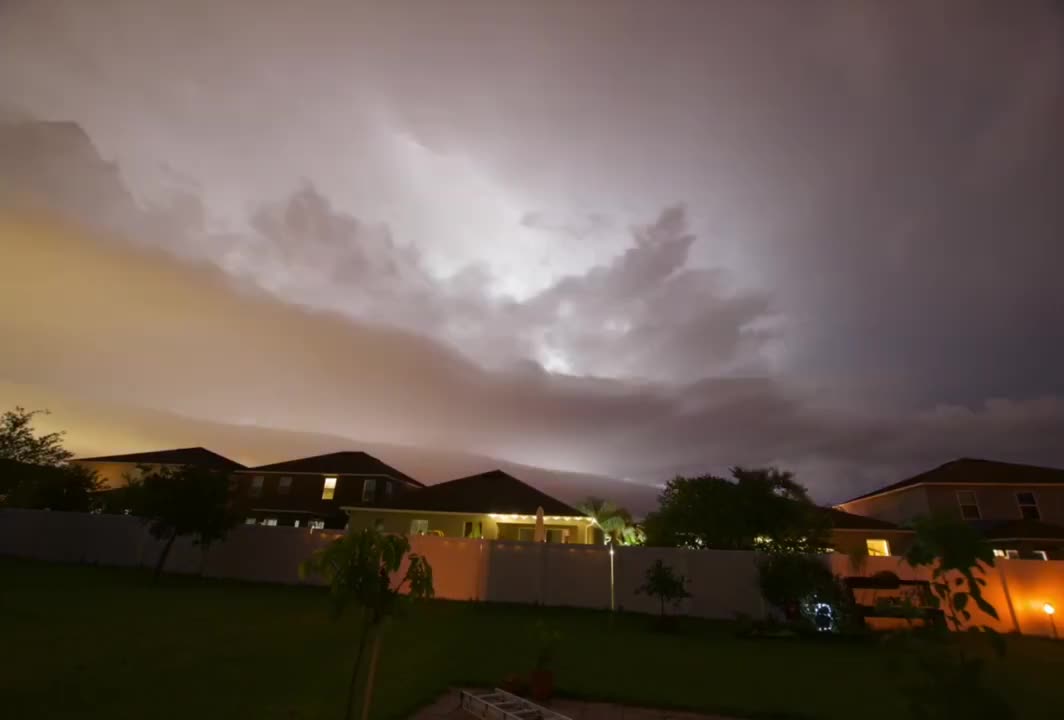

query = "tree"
[
  {"left": 3, "top": 462, "right": 102, "bottom": 511},
  {"left": 891, "top": 514, "right": 1012, "bottom": 719},
  {"left": 636, "top": 559, "right": 691, "bottom": 620},
  {"left": 300, "top": 529, "right": 434, "bottom": 720},
  {"left": 757, "top": 551, "right": 854, "bottom": 631},
  {"left": 643, "top": 467, "right": 828, "bottom": 551},
  {"left": 0, "top": 407, "right": 74, "bottom": 466},
  {"left": 903, "top": 514, "right": 999, "bottom": 633},
  {"left": 579, "top": 497, "right": 644, "bottom": 546},
  {"left": 136, "top": 465, "right": 237, "bottom": 582}
]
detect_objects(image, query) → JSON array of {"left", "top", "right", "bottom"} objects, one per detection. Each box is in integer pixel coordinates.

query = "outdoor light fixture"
[
  {"left": 1045, "top": 602, "right": 1058, "bottom": 640},
  {"left": 1045, "top": 602, "right": 1056, "bottom": 615}
]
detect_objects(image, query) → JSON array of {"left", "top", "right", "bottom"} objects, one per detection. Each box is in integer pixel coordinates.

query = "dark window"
[
  {"left": 956, "top": 491, "right": 980, "bottom": 520},
  {"left": 278, "top": 476, "right": 292, "bottom": 495},
  {"left": 1016, "top": 492, "right": 1040, "bottom": 520},
  {"left": 463, "top": 521, "right": 483, "bottom": 538},
  {"left": 361, "top": 478, "right": 377, "bottom": 503},
  {"left": 249, "top": 476, "right": 264, "bottom": 498}
]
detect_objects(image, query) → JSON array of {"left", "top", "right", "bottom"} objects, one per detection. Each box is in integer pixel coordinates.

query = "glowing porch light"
[{"left": 1045, "top": 602, "right": 1056, "bottom": 616}]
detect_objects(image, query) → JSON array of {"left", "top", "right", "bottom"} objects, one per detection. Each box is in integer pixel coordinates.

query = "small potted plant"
[{"left": 529, "top": 622, "right": 560, "bottom": 701}]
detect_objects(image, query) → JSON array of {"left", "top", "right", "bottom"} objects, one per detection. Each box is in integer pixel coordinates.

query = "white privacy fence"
[{"left": 2, "top": 509, "right": 1061, "bottom": 636}]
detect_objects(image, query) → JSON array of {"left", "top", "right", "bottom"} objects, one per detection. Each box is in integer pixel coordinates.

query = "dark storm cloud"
[
  {"left": 3, "top": 208, "right": 1064, "bottom": 507},
  {"left": 2, "top": 0, "right": 1064, "bottom": 503}
]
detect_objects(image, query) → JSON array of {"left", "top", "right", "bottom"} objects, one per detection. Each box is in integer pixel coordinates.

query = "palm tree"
[
  {"left": 579, "top": 497, "right": 641, "bottom": 546},
  {"left": 300, "top": 529, "right": 434, "bottom": 720}
]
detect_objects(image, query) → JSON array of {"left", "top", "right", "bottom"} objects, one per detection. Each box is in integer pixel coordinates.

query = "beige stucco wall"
[
  {"left": 345, "top": 509, "right": 596, "bottom": 544},
  {"left": 829, "top": 529, "right": 915, "bottom": 557},
  {"left": 837, "top": 486, "right": 930, "bottom": 524},
  {"left": 924, "top": 485, "right": 1064, "bottom": 524}
]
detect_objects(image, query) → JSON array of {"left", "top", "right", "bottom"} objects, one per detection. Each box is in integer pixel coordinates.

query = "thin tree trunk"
[
  {"left": 153, "top": 531, "right": 178, "bottom": 583},
  {"left": 360, "top": 623, "right": 385, "bottom": 720},
  {"left": 344, "top": 613, "right": 373, "bottom": 720}
]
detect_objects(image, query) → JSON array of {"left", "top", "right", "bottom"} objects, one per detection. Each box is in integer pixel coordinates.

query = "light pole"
[{"left": 1044, "top": 602, "right": 1057, "bottom": 640}]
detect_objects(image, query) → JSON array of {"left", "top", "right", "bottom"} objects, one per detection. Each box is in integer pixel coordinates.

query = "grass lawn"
[{"left": 3, "top": 558, "right": 1063, "bottom": 720}]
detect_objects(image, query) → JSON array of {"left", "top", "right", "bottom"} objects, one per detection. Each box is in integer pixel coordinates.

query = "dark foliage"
[
  {"left": 644, "top": 466, "right": 829, "bottom": 551},
  {"left": 0, "top": 406, "right": 74, "bottom": 466},
  {"left": 2, "top": 461, "right": 102, "bottom": 511},
  {"left": 135, "top": 465, "right": 237, "bottom": 581}
]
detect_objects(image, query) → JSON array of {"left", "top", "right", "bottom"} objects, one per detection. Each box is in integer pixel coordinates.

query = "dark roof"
[
  {"left": 384, "top": 469, "right": 584, "bottom": 517},
  {"left": 823, "top": 507, "right": 906, "bottom": 532},
  {"left": 247, "top": 451, "right": 422, "bottom": 486},
  {"left": 840, "top": 458, "right": 1064, "bottom": 505},
  {"left": 984, "top": 519, "right": 1064, "bottom": 541},
  {"left": 75, "top": 447, "right": 245, "bottom": 470}
]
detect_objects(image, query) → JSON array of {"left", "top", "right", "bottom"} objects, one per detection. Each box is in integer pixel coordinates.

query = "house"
[
  {"left": 823, "top": 508, "right": 913, "bottom": 558},
  {"left": 72, "top": 447, "right": 246, "bottom": 488},
  {"left": 230, "top": 451, "right": 423, "bottom": 530},
  {"left": 344, "top": 469, "right": 597, "bottom": 544},
  {"left": 836, "top": 458, "right": 1064, "bottom": 559}
]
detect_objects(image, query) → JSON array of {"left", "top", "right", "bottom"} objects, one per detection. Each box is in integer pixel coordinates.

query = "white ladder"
[{"left": 459, "top": 688, "right": 572, "bottom": 720}]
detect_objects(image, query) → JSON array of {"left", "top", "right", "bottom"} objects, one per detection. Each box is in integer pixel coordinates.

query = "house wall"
[
  {"left": 836, "top": 486, "right": 930, "bottom": 524},
  {"left": 2, "top": 509, "right": 1061, "bottom": 637},
  {"left": 71, "top": 461, "right": 170, "bottom": 489},
  {"left": 229, "top": 472, "right": 409, "bottom": 528},
  {"left": 923, "top": 484, "right": 1064, "bottom": 524},
  {"left": 345, "top": 509, "right": 595, "bottom": 544},
  {"left": 829, "top": 529, "right": 915, "bottom": 558}
]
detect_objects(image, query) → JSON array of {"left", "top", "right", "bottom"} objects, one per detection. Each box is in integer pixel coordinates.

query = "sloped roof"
[
  {"left": 841, "top": 458, "right": 1064, "bottom": 505},
  {"left": 385, "top": 469, "right": 584, "bottom": 517},
  {"left": 247, "top": 451, "right": 422, "bottom": 486},
  {"left": 823, "top": 507, "right": 907, "bottom": 532},
  {"left": 984, "top": 519, "right": 1064, "bottom": 541},
  {"left": 75, "top": 447, "right": 245, "bottom": 470}
]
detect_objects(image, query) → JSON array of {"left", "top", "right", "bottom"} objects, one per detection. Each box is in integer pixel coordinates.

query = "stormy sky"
[{"left": 2, "top": 0, "right": 1063, "bottom": 507}]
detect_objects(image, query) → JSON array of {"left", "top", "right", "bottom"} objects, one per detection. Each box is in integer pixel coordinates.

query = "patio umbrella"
[{"left": 533, "top": 506, "right": 546, "bottom": 542}]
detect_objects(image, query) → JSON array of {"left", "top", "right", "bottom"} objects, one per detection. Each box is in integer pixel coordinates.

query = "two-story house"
[
  {"left": 229, "top": 451, "right": 423, "bottom": 530},
  {"left": 73, "top": 447, "right": 246, "bottom": 488},
  {"left": 837, "top": 458, "right": 1064, "bottom": 559}
]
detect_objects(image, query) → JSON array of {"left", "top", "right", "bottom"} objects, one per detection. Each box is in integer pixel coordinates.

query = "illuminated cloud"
[{"left": 1, "top": 0, "right": 1063, "bottom": 504}]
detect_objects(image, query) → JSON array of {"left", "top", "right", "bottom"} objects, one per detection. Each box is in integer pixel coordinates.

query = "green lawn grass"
[{"left": 3, "top": 557, "right": 1062, "bottom": 720}]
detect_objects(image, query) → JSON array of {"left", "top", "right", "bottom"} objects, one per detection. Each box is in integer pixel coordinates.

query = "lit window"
[
  {"left": 278, "top": 476, "right": 292, "bottom": 496},
  {"left": 956, "top": 491, "right": 981, "bottom": 520},
  {"left": 546, "top": 528, "right": 565, "bottom": 543},
  {"left": 992, "top": 549, "right": 1006, "bottom": 558},
  {"left": 322, "top": 476, "right": 337, "bottom": 500},
  {"left": 1016, "top": 492, "right": 1040, "bottom": 520},
  {"left": 262, "top": 518, "right": 278, "bottom": 527},
  {"left": 1034, "top": 550, "right": 1049, "bottom": 561},
  {"left": 865, "top": 539, "right": 891, "bottom": 557},
  {"left": 463, "top": 521, "right": 483, "bottom": 538},
  {"left": 249, "top": 476, "right": 264, "bottom": 497},
  {"left": 309, "top": 520, "right": 325, "bottom": 530},
  {"left": 410, "top": 519, "right": 429, "bottom": 535},
  {"left": 362, "top": 478, "right": 377, "bottom": 503},
  {"left": 245, "top": 517, "right": 257, "bottom": 525},
  {"left": 293, "top": 520, "right": 300, "bottom": 528}
]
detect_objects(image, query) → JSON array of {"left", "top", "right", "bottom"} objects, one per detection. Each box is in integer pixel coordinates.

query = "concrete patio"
[{"left": 410, "top": 689, "right": 737, "bottom": 720}]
